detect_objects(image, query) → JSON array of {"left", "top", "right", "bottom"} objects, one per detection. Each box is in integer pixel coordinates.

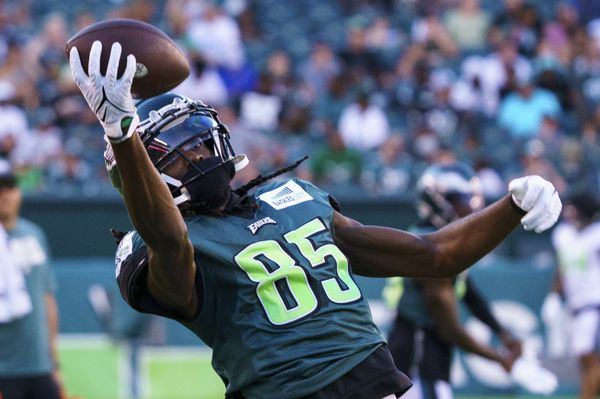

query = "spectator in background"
[
  {"left": 217, "top": 105, "right": 283, "bottom": 183},
  {"left": 443, "top": 0, "right": 491, "bottom": 52},
  {"left": 12, "top": 107, "right": 63, "bottom": 192},
  {"left": 517, "top": 138, "right": 567, "bottom": 194},
  {"left": 46, "top": 137, "right": 93, "bottom": 193},
  {"left": 23, "top": 12, "right": 68, "bottom": 89},
  {"left": 264, "top": 50, "right": 295, "bottom": 99},
  {"left": 454, "top": 40, "right": 532, "bottom": 116},
  {"left": 0, "top": 33, "right": 37, "bottom": 109},
  {"left": 410, "top": 6, "right": 458, "bottom": 58},
  {"left": 474, "top": 159, "right": 506, "bottom": 199},
  {"left": 409, "top": 125, "right": 441, "bottom": 166},
  {"left": 338, "top": 22, "right": 385, "bottom": 81},
  {"left": 573, "top": 0, "right": 600, "bottom": 23},
  {"left": 238, "top": 71, "right": 281, "bottom": 132},
  {"left": 310, "top": 126, "right": 363, "bottom": 189},
  {"left": 489, "top": 0, "right": 527, "bottom": 46},
  {"left": 184, "top": 1, "right": 256, "bottom": 98},
  {"left": 312, "top": 72, "right": 351, "bottom": 126},
  {"left": 0, "top": 160, "right": 63, "bottom": 399},
  {"left": 550, "top": 192, "right": 600, "bottom": 399},
  {"left": 338, "top": 88, "right": 389, "bottom": 151},
  {"left": 497, "top": 72, "right": 561, "bottom": 139},
  {"left": 299, "top": 41, "right": 342, "bottom": 98},
  {"left": 0, "top": 81, "right": 28, "bottom": 161},
  {"left": 361, "top": 134, "right": 413, "bottom": 196},
  {"left": 490, "top": 0, "right": 542, "bottom": 57},
  {"left": 185, "top": 1, "right": 244, "bottom": 70},
  {"left": 514, "top": 3, "right": 544, "bottom": 58},
  {"left": 543, "top": 2, "right": 580, "bottom": 66},
  {"left": 364, "top": 16, "right": 404, "bottom": 53},
  {"left": 174, "top": 49, "right": 228, "bottom": 106},
  {"left": 108, "top": 0, "right": 156, "bottom": 22}
]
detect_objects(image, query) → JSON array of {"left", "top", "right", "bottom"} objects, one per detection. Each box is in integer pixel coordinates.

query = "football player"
[
  {"left": 0, "top": 160, "right": 63, "bottom": 399},
  {"left": 69, "top": 41, "right": 561, "bottom": 399},
  {"left": 550, "top": 192, "right": 600, "bottom": 399},
  {"left": 385, "top": 163, "right": 522, "bottom": 399}
]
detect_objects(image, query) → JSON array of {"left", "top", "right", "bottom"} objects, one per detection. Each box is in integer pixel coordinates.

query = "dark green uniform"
[
  {"left": 387, "top": 225, "right": 500, "bottom": 397},
  {"left": 116, "top": 178, "right": 408, "bottom": 398},
  {"left": 0, "top": 219, "right": 56, "bottom": 376},
  {"left": 394, "top": 226, "right": 466, "bottom": 328}
]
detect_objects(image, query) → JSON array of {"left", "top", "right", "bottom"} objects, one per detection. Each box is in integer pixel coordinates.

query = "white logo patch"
[
  {"left": 115, "top": 232, "right": 135, "bottom": 278},
  {"left": 259, "top": 181, "right": 313, "bottom": 210},
  {"left": 247, "top": 216, "right": 277, "bottom": 235}
]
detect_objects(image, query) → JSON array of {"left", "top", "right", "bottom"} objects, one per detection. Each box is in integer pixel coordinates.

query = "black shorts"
[
  {"left": 302, "top": 345, "right": 412, "bottom": 399},
  {"left": 387, "top": 316, "right": 452, "bottom": 382},
  {"left": 0, "top": 373, "right": 61, "bottom": 399},
  {"left": 227, "top": 345, "right": 412, "bottom": 399}
]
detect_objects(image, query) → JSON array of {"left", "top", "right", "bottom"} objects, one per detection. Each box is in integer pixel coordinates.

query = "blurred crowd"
[{"left": 0, "top": 0, "right": 599, "bottom": 198}]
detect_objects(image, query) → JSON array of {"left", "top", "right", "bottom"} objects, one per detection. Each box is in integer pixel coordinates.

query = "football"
[{"left": 65, "top": 18, "right": 190, "bottom": 99}]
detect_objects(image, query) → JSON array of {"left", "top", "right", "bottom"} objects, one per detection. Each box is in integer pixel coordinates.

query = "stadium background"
[{"left": 1, "top": 0, "right": 598, "bottom": 397}]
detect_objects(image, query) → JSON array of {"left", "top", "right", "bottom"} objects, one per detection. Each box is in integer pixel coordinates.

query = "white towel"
[{"left": 0, "top": 224, "right": 32, "bottom": 323}]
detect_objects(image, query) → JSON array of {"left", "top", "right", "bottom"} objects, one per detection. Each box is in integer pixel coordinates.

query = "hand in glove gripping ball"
[
  {"left": 70, "top": 40, "right": 139, "bottom": 143},
  {"left": 508, "top": 176, "right": 562, "bottom": 233}
]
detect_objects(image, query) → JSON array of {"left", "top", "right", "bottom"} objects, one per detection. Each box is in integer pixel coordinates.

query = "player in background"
[
  {"left": 549, "top": 192, "right": 600, "bottom": 399},
  {"left": 0, "top": 159, "right": 63, "bottom": 399},
  {"left": 384, "top": 163, "right": 522, "bottom": 399},
  {"left": 68, "top": 41, "right": 561, "bottom": 399}
]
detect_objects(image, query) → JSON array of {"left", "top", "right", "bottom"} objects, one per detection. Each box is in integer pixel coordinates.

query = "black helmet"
[
  {"left": 105, "top": 93, "right": 248, "bottom": 207},
  {"left": 415, "top": 162, "right": 484, "bottom": 228}
]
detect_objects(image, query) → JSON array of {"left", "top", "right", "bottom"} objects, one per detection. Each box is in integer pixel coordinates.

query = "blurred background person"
[
  {"left": 0, "top": 159, "right": 62, "bottom": 399},
  {"left": 550, "top": 191, "right": 600, "bottom": 399},
  {"left": 385, "top": 162, "right": 522, "bottom": 399},
  {"left": 338, "top": 86, "right": 390, "bottom": 152}
]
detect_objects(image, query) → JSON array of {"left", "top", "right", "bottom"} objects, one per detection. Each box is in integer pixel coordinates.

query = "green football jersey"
[
  {"left": 117, "top": 178, "right": 385, "bottom": 398},
  {"left": 0, "top": 218, "right": 56, "bottom": 376}
]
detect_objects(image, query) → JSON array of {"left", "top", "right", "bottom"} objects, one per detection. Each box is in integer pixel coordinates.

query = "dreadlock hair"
[
  {"left": 110, "top": 228, "right": 128, "bottom": 245},
  {"left": 111, "top": 156, "right": 310, "bottom": 225},
  {"left": 233, "top": 155, "right": 309, "bottom": 198}
]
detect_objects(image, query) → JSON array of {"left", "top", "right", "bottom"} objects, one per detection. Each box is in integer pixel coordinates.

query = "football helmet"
[
  {"left": 415, "top": 162, "right": 484, "bottom": 228},
  {"left": 105, "top": 93, "right": 248, "bottom": 208}
]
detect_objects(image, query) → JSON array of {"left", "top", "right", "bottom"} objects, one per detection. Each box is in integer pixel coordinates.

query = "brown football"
[{"left": 65, "top": 18, "right": 190, "bottom": 99}]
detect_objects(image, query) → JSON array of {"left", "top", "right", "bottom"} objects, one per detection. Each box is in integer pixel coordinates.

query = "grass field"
[{"left": 59, "top": 335, "right": 578, "bottom": 399}]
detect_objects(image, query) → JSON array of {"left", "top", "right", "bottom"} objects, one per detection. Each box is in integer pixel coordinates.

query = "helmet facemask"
[
  {"left": 141, "top": 96, "right": 248, "bottom": 211},
  {"left": 105, "top": 94, "right": 248, "bottom": 213}
]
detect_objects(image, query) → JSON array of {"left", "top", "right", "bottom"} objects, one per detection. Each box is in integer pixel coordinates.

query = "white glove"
[
  {"left": 508, "top": 176, "right": 562, "bottom": 233},
  {"left": 69, "top": 40, "right": 139, "bottom": 143},
  {"left": 510, "top": 356, "right": 558, "bottom": 395}
]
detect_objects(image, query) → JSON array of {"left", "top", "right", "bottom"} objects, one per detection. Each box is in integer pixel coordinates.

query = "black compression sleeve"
[{"left": 463, "top": 276, "right": 502, "bottom": 333}]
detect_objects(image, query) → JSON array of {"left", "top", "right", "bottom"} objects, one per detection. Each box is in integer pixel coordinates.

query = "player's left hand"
[
  {"left": 500, "top": 329, "right": 522, "bottom": 358},
  {"left": 508, "top": 176, "right": 562, "bottom": 233},
  {"left": 69, "top": 40, "right": 139, "bottom": 144}
]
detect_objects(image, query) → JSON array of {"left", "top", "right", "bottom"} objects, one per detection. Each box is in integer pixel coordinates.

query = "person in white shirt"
[
  {"left": 338, "top": 90, "right": 389, "bottom": 152},
  {"left": 551, "top": 192, "right": 600, "bottom": 399}
]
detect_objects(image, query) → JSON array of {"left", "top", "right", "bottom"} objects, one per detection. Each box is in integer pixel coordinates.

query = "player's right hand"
[
  {"left": 69, "top": 40, "right": 139, "bottom": 144},
  {"left": 508, "top": 175, "right": 562, "bottom": 233}
]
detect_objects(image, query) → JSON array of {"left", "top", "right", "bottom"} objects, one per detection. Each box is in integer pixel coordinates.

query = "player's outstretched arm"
[
  {"left": 421, "top": 278, "right": 517, "bottom": 371},
  {"left": 69, "top": 41, "right": 196, "bottom": 318},
  {"left": 334, "top": 175, "right": 561, "bottom": 278}
]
